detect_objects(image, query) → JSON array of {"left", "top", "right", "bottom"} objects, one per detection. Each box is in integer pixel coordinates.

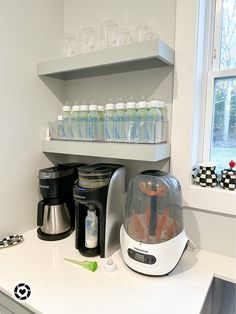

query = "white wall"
[
  {"left": 0, "top": 0, "right": 64, "bottom": 238},
  {"left": 184, "top": 208, "right": 236, "bottom": 257}
]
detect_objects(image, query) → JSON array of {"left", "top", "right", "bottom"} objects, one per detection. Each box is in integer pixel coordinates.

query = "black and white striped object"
[
  {"left": 0, "top": 234, "right": 23, "bottom": 248},
  {"left": 220, "top": 169, "right": 236, "bottom": 191}
]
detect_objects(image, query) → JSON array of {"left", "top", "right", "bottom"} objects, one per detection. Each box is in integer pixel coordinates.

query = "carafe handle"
[{"left": 37, "top": 200, "right": 45, "bottom": 226}]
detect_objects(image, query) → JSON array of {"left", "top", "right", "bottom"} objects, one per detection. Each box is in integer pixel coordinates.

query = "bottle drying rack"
[{"left": 48, "top": 120, "right": 168, "bottom": 144}]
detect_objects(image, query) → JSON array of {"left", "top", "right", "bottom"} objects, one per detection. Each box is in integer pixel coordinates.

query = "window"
[
  {"left": 205, "top": 0, "right": 236, "bottom": 172},
  {"left": 172, "top": 0, "right": 236, "bottom": 214}
]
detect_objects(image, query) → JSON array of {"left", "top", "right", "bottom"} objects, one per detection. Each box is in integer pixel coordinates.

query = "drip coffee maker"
[{"left": 37, "top": 163, "right": 84, "bottom": 241}]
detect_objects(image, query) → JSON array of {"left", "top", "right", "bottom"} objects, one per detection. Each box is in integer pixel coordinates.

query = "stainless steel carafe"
[{"left": 37, "top": 199, "right": 72, "bottom": 240}]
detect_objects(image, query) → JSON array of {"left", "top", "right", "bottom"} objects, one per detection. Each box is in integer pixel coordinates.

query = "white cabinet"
[{"left": 0, "top": 291, "right": 34, "bottom": 314}]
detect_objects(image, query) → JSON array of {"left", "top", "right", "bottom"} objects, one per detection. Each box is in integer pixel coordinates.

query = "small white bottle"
[
  {"left": 62, "top": 104, "right": 72, "bottom": 138},
  {"left": 85, "top": 205, "right": 98, "bottom": 249},
  {"left": 104, "top": 103, "right": 116, "bottom": 141},
  {"left": 114, "top": 102, "right": 126, "bottom": 141},
  {"left": 79, "top": 105, "right": 89, "bottom": 140},
  {"left": 71, "top": 103, "right": 80, "bottom": 139},
  {"left": 136, "top": 101, "right": 149, "bottom": 142},
  {"left": 88, "top": 104, "right": 99, "bottom": 140}
]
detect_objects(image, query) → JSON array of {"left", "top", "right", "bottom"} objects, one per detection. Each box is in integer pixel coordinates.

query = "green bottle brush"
[{"left": 64, "top": 258, "right": 98, "bottom": 272}]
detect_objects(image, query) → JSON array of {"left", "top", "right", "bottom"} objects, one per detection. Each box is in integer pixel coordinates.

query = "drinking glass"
[
  {"left": 79, "top": 27, "right": 96, "bottom": 53},
  {"left": 100, "top": 20, "right": 119, "bottom": 49},
  {"left": 118, "top": 27, "right": 134, "bottom": 47},
  {"left": 135, "top": 22, "right": 152, "bottom": 42},
  {"left": 63, "top": 33, "right": 77, "bottom": 57}
]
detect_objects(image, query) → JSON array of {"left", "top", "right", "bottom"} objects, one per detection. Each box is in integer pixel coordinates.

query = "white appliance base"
[{"left": 120, "top": 225, "right": 188, "bottom": 276}]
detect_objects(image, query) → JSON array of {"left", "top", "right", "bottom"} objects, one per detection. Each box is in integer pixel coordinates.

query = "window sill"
[{"left": 183, "top": 185, "right": 236, "bottom": 216}]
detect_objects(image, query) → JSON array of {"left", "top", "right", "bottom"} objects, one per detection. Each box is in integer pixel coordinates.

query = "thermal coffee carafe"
[
  {"left": 73, "top": 164, "right": 126, "bottom": 258},
  {"left": 120, "top": 170, "right": 188, "bottom": 276},
  {"left": 37, "top": 163, "right": 83, "bottom": 241}
]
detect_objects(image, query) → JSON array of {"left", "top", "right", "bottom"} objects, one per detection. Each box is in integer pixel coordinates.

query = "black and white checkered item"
[
  {"left": 192, "top": 166, "right": 218, "bottom": 187},
  {"left": 220, "top": 169, "right": 236, "bottom": 191},
  {"left": 0, "top": 234, "right": 23, "bottom": 248}
]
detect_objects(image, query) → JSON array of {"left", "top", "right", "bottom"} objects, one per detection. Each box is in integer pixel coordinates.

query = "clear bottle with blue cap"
[
  {"left": 98, "top": 105, "right": 105, "bottom": 140},
  {"left": 136, "top": 101, "right": 149, "bottom": 142},
  {"left": 88, "top": 104, "right": 99, "bottom": 140},
  {"left": 57, "top": 115, "right": 63, "bottom": 138},
  {"left": 62, "top": 103, "right": 72, "bottom": 138},
  {"left": 79, "top": 104, "right": 89, "bottom": 140},
  {"left": 104, "top": 102, "right": 116, "bottom": 141},
  {"left": 157, "top": 101, "right": 168, "bottom": 142},
  {"left": 147, "top": 100, "right": 162, "bottom": 143},
  {"left": 114, "top": 102, "right": 126, "bottom": 142},
  {"left": 71, "top": 102, "right": 80, "bottom": 139},
  {"left": 125, "top": 101, "right": 137, "bottom": 142}
]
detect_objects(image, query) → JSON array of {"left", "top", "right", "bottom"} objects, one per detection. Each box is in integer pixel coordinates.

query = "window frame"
[
  {"left": 172, "top": 0, "right": 236, "bottom": 216},
  {"left": 203, "top": 0, "right": 236, "bottom": 163}
]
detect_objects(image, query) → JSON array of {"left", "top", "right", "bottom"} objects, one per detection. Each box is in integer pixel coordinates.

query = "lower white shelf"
[{"left": 42, "top": 140, "right": 171, "bottom": 162}]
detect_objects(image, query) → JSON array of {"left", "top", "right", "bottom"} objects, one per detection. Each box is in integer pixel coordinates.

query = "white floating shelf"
[
  {"left": 37, "top": 39, "right": 174, "bottom": 80},
  {"left": 42, "top": 140, "right": 171, "bottom": 162}
]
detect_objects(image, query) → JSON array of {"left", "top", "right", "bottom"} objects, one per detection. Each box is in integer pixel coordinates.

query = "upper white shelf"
[
  {"left": 42, "top": 140, "right": 171, "bottom": 162},
  {"left": 37, "top": 39, "right": 174, "bottom": 80}
]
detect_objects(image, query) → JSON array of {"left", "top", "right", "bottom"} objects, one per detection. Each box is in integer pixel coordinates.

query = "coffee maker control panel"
[{"left": 128, "top": 248, "right": 156, "bottom": 265}]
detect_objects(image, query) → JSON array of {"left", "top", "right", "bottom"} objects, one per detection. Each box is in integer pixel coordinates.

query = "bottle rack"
[{"left": 49, "top": 120, "right": 168, "bottom": 144}]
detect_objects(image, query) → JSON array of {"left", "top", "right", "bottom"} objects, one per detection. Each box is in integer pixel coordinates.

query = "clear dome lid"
[{"left": 124, "top": 170, "right": 184, "bottom": 244}]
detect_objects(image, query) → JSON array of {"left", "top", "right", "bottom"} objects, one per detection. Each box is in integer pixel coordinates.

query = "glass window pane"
[
  {"left": 220, "top": 0, "right": 236, "bottom": 70},
  {"left": 210, "top": 77, "right": 236, "bottom": 171}
]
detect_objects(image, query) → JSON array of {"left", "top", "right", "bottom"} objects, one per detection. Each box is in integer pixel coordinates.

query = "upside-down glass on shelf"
[
  {"left": 118, "top": 27, "right": 134, "bottom": 46},
  {"left": 63, "top": 33, "right": 77, "bottom": 57},
  {"left": 100, "top": 20, "right": 119, "bottom": 49},
  {"left": 135, "top": 22, "right": 159, "bottom": 42},
  {"left": 79, "top": 27, "right": 96, "bottom": 53}
]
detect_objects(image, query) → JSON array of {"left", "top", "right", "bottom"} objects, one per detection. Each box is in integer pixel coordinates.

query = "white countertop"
[{"left": 0, "top": 229, "right": 235, "bottom": 314}]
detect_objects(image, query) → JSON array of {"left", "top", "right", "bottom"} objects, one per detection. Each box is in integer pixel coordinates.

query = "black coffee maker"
[
  {"left": 73, "top": 164, "right": 126, "bottom": 258},
  {"left": 37, "top": 163, "right": 83, "bottom": 241}
]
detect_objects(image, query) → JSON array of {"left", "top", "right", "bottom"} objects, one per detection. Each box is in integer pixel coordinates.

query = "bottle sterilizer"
[{"left": 120, "top": 170, "right": 188, "bottom": 276}]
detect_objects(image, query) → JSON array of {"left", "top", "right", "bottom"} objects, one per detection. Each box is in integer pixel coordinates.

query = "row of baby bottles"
[{"left": 53, "top": 99, "right": 168, "bottom": 143}]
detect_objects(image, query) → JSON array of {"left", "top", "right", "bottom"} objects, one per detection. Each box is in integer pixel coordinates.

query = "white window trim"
[
  {"left": 212, "top": 0, "right": 223, "bottom": 70},
  {"left": 171, "top": 0, "right": 236, "bottom": 217}
]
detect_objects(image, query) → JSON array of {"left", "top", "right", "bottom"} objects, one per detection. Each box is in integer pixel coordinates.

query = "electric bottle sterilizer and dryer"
[{"left": 120, "top": 170, "right": 188, "bottom": 276}]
